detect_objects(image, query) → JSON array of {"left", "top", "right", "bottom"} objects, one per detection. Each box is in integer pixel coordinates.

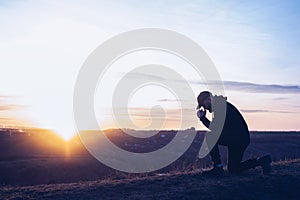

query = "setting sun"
[{"left": 54, "top": 129, "right": 75, "bottom": 141}]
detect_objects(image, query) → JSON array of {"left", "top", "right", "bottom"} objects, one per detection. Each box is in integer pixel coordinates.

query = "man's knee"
[{"left": 227, "top": 164, "right": 241, "bottom": 174}]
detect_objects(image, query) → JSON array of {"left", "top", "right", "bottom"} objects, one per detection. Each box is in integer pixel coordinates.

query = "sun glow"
[{"left": 54, "top": 129, "right": 76, "bottom": 141}]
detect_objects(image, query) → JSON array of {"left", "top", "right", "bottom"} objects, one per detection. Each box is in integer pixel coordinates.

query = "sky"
[{"left": 0, "top": 0, "right": 299, "bottom": 139}]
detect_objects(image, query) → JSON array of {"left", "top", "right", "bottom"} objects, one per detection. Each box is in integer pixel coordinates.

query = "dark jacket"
[{"left": 200, "top": 97, "right": 250, "bottom": 146}]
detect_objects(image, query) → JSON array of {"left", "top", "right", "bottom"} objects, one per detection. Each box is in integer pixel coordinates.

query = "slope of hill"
[{"left": 1, "top": 159, "right": 299, "bottom": 200}]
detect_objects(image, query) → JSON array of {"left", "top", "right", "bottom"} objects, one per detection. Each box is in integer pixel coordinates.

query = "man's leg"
[
  {"left": 228, "top": 145, "right": 271, "bottom": 174},
  {"left": 201, "top": 132, "right": 225, "bottom": 176},
  {"left": 210, "top": 144, "right": 222, "bottom": 167},
  {"left": 239, "top": 155, "right": 271, "bottom": 174},
  {"left": 239, "top": 158, "right": 259, "bottom": 171},
  {"left": 202, "top": 144, "right": 225, "bottom": 176},
  {"left": 227, "top": 145, "right": 246, "bottom": 173}
]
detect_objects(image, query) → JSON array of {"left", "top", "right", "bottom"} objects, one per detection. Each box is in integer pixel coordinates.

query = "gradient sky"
[{"left": 0, "top": 0, "right": 299, "bottom": 139}]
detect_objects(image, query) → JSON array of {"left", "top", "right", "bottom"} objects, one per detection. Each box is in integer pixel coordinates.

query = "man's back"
[{"left": 218, "top": 101, "right": 250, "bottom": 146}]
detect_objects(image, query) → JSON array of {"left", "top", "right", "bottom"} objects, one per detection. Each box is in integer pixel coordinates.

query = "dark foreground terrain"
[
  {"left": 0, "top": 128, "right": 300, "bottom": 199},
  {"left": 1, "top": 159, "right": 299, "bottom": 199},
  {"left": 1, "top": 128, "right": 300, "bottom": 186}
]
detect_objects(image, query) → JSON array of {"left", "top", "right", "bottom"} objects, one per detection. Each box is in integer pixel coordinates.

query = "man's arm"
[
  {"left": 197, "top": 109, "right": 211, "bottom": 129},
  {"left": 200, "top": 116, "right": 211, "bottom": 129}
]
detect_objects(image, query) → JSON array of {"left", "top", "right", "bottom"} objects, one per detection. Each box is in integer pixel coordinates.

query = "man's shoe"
[
  {"left": 258, "top": 155, "right": 271, "bottom": 174},
  {"left": 202, "top": 166, "right": 225, "bottom": 177}
]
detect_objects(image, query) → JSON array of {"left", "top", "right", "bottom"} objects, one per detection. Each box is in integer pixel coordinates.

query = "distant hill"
[{"left": 1, "top": 159, "right": 299, "bottom": 199}]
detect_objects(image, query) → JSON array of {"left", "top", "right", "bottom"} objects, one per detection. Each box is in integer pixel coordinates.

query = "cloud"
[
  {"left": 223, "top": 81, "right": 300, "bottom": 94},
  {"left": 157, "top": 98, "right": 186, "bottom": 102},
  {"left": 272, "top": 97, "right": 289, "bottom": 100},
  {"left": 114, "top": 107, "right": 196, "bottom": 117},
  {"left": 124, "top": 72, "right": 300, "bottom": 94},
  {"left": 192, "top": 80, "right": 300, "bottom": 94},
  {"left": 240, "top": 109, "right": 296, "bottom": 114},
  {"left": 0, "top": 95, "right": 18, "bottom": 101},
  {"left": 240, "top": 109, "right": 269, "bottom": 113},
  {"left": 0, "top": 104, "right": 27, "bottom": 111},
  {"left": 0, "top": 95, "right": 27, "bottom": 111},
  {"left": 120, "top": 72, "right": 166, "bottom": 81},
  {"left": 135, "top": 118, "right": 181, "bottom": 122}
]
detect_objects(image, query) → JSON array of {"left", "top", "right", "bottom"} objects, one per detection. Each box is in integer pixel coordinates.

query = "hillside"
[{"left": 1, "top": 159, "right": 299, "bottom": 200}]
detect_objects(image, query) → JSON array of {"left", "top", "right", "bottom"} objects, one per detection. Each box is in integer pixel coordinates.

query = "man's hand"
[{"left": 197, "top": 109, "right": 206, "bottom": 119}]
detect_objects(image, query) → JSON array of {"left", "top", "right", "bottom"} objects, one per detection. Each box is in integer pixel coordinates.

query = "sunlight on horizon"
[{"left": 56, "top": 131, "right": 74, "bottom": 141}]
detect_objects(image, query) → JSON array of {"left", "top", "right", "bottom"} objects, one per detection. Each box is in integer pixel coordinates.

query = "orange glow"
[
  {"left": 51, "top": 127, "right": 76, "bottom": 141},
  {"left": 55, "top": 131, "right": 74, "bottom": 141}
]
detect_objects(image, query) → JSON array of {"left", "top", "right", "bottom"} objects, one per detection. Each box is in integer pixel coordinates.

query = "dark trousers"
[{"left": 210, "top": 143, "right": 259, "bottom": 173}]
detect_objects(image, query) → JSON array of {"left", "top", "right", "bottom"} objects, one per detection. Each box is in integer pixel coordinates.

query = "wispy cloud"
[
  {"left": 120, "top": 72, "right": 166, "bottom": 81},
  {"left": 157, "top": 98, "right": 188, "bottom": 102},
  {"left": 223, "top": 81, "right": 300, "bottom": 94},
  {"left": 0, "top": 95, "right": 27, "bottom": 111},
  {"left": 272, "top": 97, "right": 289, "bottom": 101},
  {"left": 114, "top": 107, "right": 197, "bottom": 118},
  {"left": 0, "top": 95, "right": 18, "bottom": 101},
  {"left": 124, "top": 72, "right": 300, "bottom": 94},
  {"left": 241, "top": 109, "right": 296, "bottom": 114},
  {"left": 0, "top": 104, "right": 27, "bottom": 111},
  {"left": 191, "top": 80, "right": 300, "bottom": 94}
]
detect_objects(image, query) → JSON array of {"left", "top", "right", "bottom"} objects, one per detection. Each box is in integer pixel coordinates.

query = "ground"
[{"left": 1, "top": 159, "right": 299, "bottom": 200}]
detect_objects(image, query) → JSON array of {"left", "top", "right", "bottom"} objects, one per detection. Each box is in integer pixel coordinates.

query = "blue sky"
[{"left": 0, "top": 0, "right": 299, "bottom": 138}]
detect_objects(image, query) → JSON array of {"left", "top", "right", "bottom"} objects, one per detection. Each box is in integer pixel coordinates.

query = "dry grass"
[{"left": 1, "top": 158, "right": 299, "bottom": 200}]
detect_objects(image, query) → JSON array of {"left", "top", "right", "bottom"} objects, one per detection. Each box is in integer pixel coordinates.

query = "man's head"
[{"left": 197, "top": 91, "right": 212, "bottom": 112}]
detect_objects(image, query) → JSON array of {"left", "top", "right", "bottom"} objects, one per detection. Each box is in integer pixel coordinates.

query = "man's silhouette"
[{"left": 196, "top": 91, "right": 271, "bottom": 176}]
